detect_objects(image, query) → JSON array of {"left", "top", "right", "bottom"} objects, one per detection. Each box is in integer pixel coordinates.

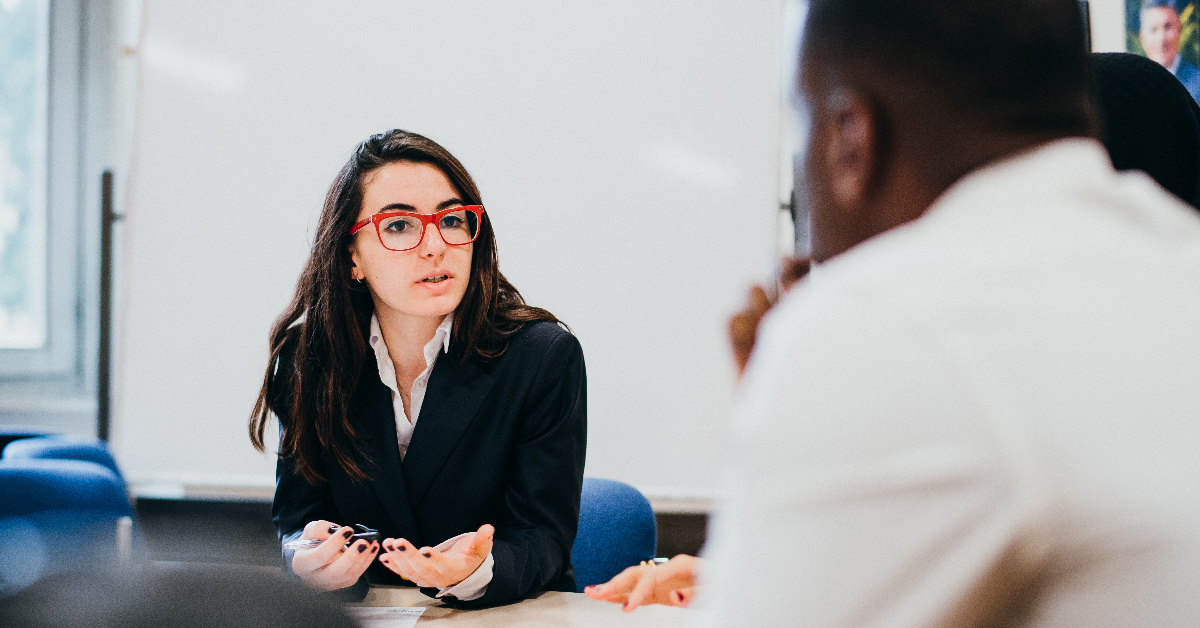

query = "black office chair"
[{"left": 1092, "top": 52, "right": 1200, "bottom": 210}]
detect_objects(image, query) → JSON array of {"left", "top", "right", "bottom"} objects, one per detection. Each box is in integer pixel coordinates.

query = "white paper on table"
[{"left": 345, "top": 606, "right": 426, "bottom": 628}]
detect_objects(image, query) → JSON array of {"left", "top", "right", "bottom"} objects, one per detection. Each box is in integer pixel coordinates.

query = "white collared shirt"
[
  {"left": 368, "top": 312, "right": 453, "bottom": 461},
  {"left": 367, "top": 311, "right": 493, "bottom": 602}
]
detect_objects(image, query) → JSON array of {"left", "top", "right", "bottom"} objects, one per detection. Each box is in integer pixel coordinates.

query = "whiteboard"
[{"left": 113, "top": 0, "right": 786, "bottom": 501}]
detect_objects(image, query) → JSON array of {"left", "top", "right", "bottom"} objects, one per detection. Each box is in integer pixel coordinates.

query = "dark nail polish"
[
  {"left": 342, "top": 528, "right": 353, "bottom": 539},
  {"left": 398, "top": 544, "right": 406, "bottom": 552},
  {"left": 357, "top": 543, "right": 367, "bottom": 553},
  {"left": 328, "top": 524, "right": 339, "bottom": 534},
  {"left": 422, "top": 552, "right": 432, "bottom": 558}
]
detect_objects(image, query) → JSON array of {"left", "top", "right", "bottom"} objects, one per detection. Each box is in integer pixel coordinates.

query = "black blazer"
[{"left": 271, "top": 321, "right": 587, "bottom": 607}]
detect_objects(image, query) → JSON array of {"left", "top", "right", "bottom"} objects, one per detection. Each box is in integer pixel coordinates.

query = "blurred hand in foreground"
[
  {"left": 729, "top": 256, "right": 810, "bottom": 377},
  {"left": 584, "top": 555, "right": 701, "bottom": 612}
]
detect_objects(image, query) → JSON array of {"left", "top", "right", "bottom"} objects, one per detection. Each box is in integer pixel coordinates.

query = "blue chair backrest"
[
  {"left": 0, "top": 459, "right": 133, "bottom": 594},
  {"left": 0, "top": 427, "right": 58, "bottom": 453},
  {"left": 0, "top": 458, "right": 131, "bottom": 518},
  {"left": 2, "top": 436, "right": 124, "bottom": 484},
  {"left": 571, "top": 478, "right": 656, "bottom": 592}
]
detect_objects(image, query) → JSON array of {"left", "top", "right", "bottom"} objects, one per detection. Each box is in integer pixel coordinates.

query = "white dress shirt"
[
  {"left": 698, "top": 139, "right": 1200, "bottom": 626},
  {"left": 369, "top": 312, "right": 494, "bottom": 601}
]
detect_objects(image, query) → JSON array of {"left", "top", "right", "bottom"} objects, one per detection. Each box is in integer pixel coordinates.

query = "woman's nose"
[{"left": 418, "top": 222, "right": 446, "bottom": 257}]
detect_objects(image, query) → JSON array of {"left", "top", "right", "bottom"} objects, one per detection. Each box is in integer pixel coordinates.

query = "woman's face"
[{"left": 349, "top": 161, "right": 473, "bottom": 322}]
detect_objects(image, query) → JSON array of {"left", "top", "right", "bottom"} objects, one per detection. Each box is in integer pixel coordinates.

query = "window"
[
  {"left": 0, "top": 0, "right": 49, "bottom": 349},
  {"left": 0, "top": 0, "right": 111, "bottom": 434}
]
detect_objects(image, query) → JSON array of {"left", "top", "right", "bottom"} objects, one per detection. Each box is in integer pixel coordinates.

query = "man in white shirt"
[{"left": 591, "top": 0, "right": 1200, "bottom": 624}]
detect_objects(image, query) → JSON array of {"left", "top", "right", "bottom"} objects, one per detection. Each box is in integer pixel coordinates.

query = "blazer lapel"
[
  {"left": 402, "top": 354, "right": 496, "bottom": 508},
  {"left": 353, "top": 360, "right": 421, "bottom": 540}
]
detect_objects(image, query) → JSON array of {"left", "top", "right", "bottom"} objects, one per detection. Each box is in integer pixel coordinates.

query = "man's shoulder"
[
  {"left": 1177, "top": 58, "right": 1200, "bottom": 80},
  {"left": 1176, "top": 59, "right": 1200, "bottom": 101}
]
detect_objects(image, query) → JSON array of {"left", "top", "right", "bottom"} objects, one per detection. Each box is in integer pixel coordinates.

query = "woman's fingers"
[
  {"left": 292, "top": 526, "right": 354, "bottom": 576},
  {"left": 669, "top": 586, "right": 694, "bottom": 607},
  {"left": 623, "top": 566, "right": 662, "bottom": 611},
  {"left": 301, "top": 520, "right": 340, "bottom": 540},
  {"left": 379, "top": 535, "right": 487, "bottom": 588},
  {"left": 296, "top": 537, "right": 377, "bottom": 590},
  {"left": 379, "top": 538, "right": 427, "bottom": 584},
  {"left": 585, "top": 564, "right": 643, "bottom": 603},
  {"left": 588, "top": 556, "right": 701, "bottom": 610},
  {"left": 318, "top": 540, "right": 378, "bottom": 589},
  {"left": 465, "top": 524, "right": 494, "bottom": 558}
]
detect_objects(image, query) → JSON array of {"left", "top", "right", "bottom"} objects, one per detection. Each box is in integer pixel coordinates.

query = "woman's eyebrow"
[{"left": 376, "top": 198, "right": 465, "bottom": 213}]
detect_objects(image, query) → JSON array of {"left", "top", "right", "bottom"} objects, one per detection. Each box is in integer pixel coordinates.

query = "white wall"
[
  {"left": 1089, "top": 0, "right": 1127, "bottom": 53},
  {"left": 112, "top": 1, "right": 788, "bottom": 500}
]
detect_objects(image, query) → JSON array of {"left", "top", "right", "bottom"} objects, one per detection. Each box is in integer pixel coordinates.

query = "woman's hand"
[
  {"left": 378, "top": 524, "right": 494, "bottom": 588},
  {"left": 290, "top": 520, "right": 379, "bottom": 591},
  {"left": 584, "top": 554, "right": 701, "bottom": 611}
]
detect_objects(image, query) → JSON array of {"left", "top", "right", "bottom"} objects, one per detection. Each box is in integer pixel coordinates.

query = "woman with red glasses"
[{"left": 249, "top": 129, "right": 586, "bottom": 607}]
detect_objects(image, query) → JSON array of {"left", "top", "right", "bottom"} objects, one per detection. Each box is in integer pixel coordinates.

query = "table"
[{"left": 352, "top": 586, "right": 691, "bottom": 627}]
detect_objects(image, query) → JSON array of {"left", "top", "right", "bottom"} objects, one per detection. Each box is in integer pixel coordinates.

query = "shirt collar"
[
  {"left": 1169, "top": 53, "right": 1182, "bottom": 76},
  {"left": 369, "top": 312, "right": 455, "bottom": 359}
]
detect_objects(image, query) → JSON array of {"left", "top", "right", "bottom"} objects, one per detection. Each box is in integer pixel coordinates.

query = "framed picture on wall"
[{"left": 1127, "top": 0, "right": 1200, "bottom": 103}]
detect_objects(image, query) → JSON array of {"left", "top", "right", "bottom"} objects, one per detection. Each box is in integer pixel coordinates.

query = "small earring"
[{"left": 356, "top": 277, "right": 364, "bottom": 284}]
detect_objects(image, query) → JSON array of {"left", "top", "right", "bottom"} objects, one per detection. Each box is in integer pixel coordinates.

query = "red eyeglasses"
[{"left": 350, "top": 205, "right": 484, "bottom": 252}]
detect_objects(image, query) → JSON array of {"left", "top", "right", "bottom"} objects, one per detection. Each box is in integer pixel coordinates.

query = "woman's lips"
[{"left": 416, "top": 271, "right": 454, "bottom": 292}]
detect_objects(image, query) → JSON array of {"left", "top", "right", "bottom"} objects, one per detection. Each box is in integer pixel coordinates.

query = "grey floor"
[{"left": 134, "top": 499, "right": 708, "bottom": 568}]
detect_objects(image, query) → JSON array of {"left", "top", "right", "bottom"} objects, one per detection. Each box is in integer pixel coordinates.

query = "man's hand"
[
  {"left": 584, "top": 555, "right": 700, "bottom": 612},
  {"left": 729, "top": 256, "right": 811, "bottom": 377},
  {"left": 291, "top": 520, "right": 379, "bottom": 591},
  {"left": 378, "top": 524, "right": 494, "bottom": 589}
]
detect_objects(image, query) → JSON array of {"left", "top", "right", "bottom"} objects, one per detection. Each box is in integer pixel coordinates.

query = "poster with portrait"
[{"left": 1127, "top": 0, "right": 1200, "bottom": 103}]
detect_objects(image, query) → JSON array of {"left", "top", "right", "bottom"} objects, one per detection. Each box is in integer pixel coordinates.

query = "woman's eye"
[
  {"left": 440, "top": 215, "right": 464, "bottom": 229},
  {"left": 383, "top": 219, "right": 413, "bottom": 233}
]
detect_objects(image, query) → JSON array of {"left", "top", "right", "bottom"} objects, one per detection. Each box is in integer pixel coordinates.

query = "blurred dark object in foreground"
[
  {"left": 0, "top": 565, "right": 356, "bottom": 628},
  {"left": 1093, "top": 52, "right": 1200, "bottom": 209}
]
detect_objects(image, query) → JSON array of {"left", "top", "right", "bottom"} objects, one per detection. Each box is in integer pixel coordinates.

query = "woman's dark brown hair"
[{"left": 249, "top": 129, "right": 560, "bottom": 483}]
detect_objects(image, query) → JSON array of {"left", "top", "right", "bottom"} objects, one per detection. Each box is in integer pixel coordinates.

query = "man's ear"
[{"left": 822, "top": 88, "right": 880, "bottom": 212}]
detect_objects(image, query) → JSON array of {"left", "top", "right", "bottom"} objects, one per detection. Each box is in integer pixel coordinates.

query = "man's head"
[
  {"left": 1140, "top": 0, "right": 1184, "bottom": 67},
  {"left": 797, "top": 0, "right": 1095, "bottom": 261}
]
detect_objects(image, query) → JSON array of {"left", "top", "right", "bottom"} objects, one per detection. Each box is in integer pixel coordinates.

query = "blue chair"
[
  {"left": 571, "top": 478, "right": 657, "bottom": 592},
  {"left": 2, "top": 436, "right": 127, "bottom": 492},
  {"left": 0, "top": 458, "right": 134, "bottom": 594}
]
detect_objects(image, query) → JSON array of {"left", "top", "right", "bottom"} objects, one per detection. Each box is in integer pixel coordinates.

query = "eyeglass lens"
[{"left": 378, "top": 210, "right": 479, "bottom": 251}]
